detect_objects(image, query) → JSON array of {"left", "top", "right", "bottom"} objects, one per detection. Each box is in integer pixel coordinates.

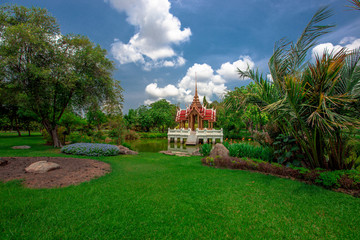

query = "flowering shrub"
[{"left": 61, "top": 143, "right": 119, "bottom": 156}]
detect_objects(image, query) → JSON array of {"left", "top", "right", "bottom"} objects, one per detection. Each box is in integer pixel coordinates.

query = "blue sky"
[{"left": 4, "top": 0, "right": 360, "bottom": 113}]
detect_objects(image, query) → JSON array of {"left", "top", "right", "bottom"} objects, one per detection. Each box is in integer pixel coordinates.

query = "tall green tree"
[
  {"left": 0, "top": 5, "right": 123, "bottom": 147},
  {"left": 149, "top": 99, "right": 177, "bottom": 132}
]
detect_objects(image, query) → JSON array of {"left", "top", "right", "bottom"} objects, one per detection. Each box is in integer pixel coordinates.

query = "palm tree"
[{"left": 238, "top": 7, "right": 360, "bottom": 170}]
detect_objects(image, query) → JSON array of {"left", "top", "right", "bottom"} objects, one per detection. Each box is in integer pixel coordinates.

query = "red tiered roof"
[
  {"left": 175, "top": 74, "right": 217, "bottom": 125},
  {"left": 175, "top": 105, "right": 216, "bottom": 122}
]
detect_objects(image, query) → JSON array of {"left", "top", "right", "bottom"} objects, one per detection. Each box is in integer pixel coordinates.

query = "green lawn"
[{"left": 1, "top": 134, "right": 360, "bottom": 239}]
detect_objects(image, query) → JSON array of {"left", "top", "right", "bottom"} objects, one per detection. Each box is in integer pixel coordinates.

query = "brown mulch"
[{"left": 0, "top": 157, "right": 110, "bottom": 188}]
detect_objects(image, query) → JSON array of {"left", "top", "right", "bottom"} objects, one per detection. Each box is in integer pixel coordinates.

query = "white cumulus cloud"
[
  {"left": 145, "top": 83, "right": 179, "bottom": 98},
  {"left": 312, "top": 37, "right": 360, "bottom": 58},
  {"left": 144, "top": 56, "right": 257, "bottom": 105},
  {"left": 216, "top": 55, "right": 255, "bottom": 81},
  {"left": 106, "top": 0, "right": 191, "bottom": 69}
]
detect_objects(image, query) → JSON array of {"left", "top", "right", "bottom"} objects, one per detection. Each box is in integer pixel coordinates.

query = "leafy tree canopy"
[{"left": 0, "top": 5, "right": 123, "bottom": 147}]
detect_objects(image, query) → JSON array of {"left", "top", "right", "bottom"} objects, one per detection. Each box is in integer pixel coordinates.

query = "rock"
[
  {"left": 174, "top": 152, "right": 190, "bottom": 157},
  {"left": 117, "top": 145, "right": 138, "bottom": 155},
  {"left": 159, "top": 150, "right": 175, "bottom": 156},
  {"left": 0, "top": 158, "right": 8, "bottom": 166},
  {"left": 159, "top": 150, "right": 190, "bottom": 157},
  {"left": 126, "top": 150, "right": 138, "bottom": 155},
  {"left": 11, "top": 145, "right": 31, "bottom": 149},
  {"left": 209, "top": 143, "right": 229, "bottom": 158},
  {"left": 25, "top": 161, "right": 60, "bottom": 173},
  {"left": 191, "top": 149, "right": 202, "bottom": 156}
]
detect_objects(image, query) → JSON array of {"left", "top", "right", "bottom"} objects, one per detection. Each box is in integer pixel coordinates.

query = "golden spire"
[
  {"left": 191, "top": 72, "right": 202, "bottom": 109},
  {"left": 195, "top": 72, "right": 198, "bottom": 97}
]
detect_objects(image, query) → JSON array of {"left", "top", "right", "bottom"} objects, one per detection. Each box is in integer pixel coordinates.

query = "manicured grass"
[{"left": 1, "top": 135, "right": 360, "bottom": 239}]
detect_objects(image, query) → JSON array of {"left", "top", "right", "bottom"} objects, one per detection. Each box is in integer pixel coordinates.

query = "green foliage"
[
  {"left": 59, "top": 111, "right": 87, "bottom": 142},
  {"left": 199, "top": 144, "right": 212, "bottom": 156},
  {"left": 123, "top": 130, "right": 140, "bottom": 140},
  {"left": 203, "top": 156, "right": 215, "bottom": 166},
  {"left": 0, "top": 5, "right": 123, "bottom": 147},
  {"left": 273, "top": 134, "right": 304, "bottom": 166},
  {"left": 291, "top": 166, "right": 311, "bottom": 175},
  {"left": 68, "top": 132, "right": 93, "bottom": 143},
  {"left": 149, "top": 99, "right": 177, "bottom": 132},
  {"left": 315, "top": 171, "right": 345, "bottom": 188},
  {"left": 226, "top": 143, "right": 274, "bottom": 162},
  {"left": 237, "top": 7, "right": 360, "bottom": 170},
  {"left": 41, "top": 127, "right": 66, "bottom": 145},
  {"left": 124, "top": 100, "right": 177, "bottom": 132},
  {"left": 121, "top": 142, "right": 132, "bottom": 150},
  {"left": 86, "top": 108, "right": 108, "bottom": 130},
  {"left": 107, "top": 116, "right": 125, "bottom": 145},
  {"left": 139, "top": 132, "right": 167, "bottom": 138}
]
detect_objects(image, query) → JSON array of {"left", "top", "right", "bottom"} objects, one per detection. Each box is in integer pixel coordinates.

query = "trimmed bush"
[{"left": 61, "top": 143, "right": 119, "bottom": 156}]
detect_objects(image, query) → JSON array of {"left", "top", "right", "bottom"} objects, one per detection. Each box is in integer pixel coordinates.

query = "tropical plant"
[{"left": 237, "top": 7, "right": 360, "bottom": 170}]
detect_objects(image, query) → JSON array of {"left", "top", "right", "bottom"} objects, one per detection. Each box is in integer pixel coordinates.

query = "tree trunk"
[
  {"left": 50, "top": 127, "right": 62, "bottom": 148},
  {"left": 43, "top": 120, "right": 62, "bottom": 148},
  {"left": 15, "top": 118, "right": 21, "bottom": 136}
]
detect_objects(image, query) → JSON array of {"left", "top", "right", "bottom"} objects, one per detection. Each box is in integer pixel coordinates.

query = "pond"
[{"left": 125, "top": 138, "right": 198, "bottom": 154}]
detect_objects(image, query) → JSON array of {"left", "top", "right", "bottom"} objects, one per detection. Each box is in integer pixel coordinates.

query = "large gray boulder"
[
  {"left": 25, "top": 161, "right": 60, "bottom": 173},
  {"left": 209, "top": 143, "right": 229, "bottom": 158},
  {"left": 191, "top": 149, "right": 202, "bottom": 156}
]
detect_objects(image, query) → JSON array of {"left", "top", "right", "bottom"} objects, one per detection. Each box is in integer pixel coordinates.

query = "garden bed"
[
  {"left": 0, "top": 157, "right": 110, "bottom": 188},
  {"left": 202, "top": 156, "right": 360, "bottom": 197}
]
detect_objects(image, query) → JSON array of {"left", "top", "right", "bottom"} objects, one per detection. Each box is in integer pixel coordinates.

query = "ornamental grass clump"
[
  {"left": 61, "top": 143, "right": 119, "bottom": 156},
  {"left": 227, "top": 143, "right": 274, "bottom": 162},
  {"left": 199, "top": 143, "right": 212, "bottom": 156}
]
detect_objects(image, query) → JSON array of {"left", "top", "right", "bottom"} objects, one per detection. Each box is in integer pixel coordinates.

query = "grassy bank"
[{"left": 1, "top": 135, "right": 360, "bottom": 239}]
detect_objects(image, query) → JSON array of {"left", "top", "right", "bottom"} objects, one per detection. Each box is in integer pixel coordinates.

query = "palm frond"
[
  {"left": 346, "top": 0, "right": 360, "bottom": 10},
  {"left": 289, "top": 6, "right": 335, "bottom": 73}
]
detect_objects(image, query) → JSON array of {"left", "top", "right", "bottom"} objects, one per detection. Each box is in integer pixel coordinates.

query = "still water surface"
[{"left": 125, "top": 138, "right": 198, "bottom": 153}]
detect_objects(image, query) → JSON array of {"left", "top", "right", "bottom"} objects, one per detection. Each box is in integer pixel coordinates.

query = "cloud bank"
[
  {"left": 106, "top": 0, "right": 191, "bottom": 69},
  {"left": 144, "top": 56, "right": 255, "bottom": 105},
  {"left": 312, "top": 37, "right": 360, "bottom": 57}
]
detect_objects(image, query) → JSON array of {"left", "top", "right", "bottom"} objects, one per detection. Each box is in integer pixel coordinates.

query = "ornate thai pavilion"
[
  {"left": 168, "top": 77, "right": 223, "bottom": 145},
  {"left": 175, "top": 81, "right": 216, "bottom": 131}
]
